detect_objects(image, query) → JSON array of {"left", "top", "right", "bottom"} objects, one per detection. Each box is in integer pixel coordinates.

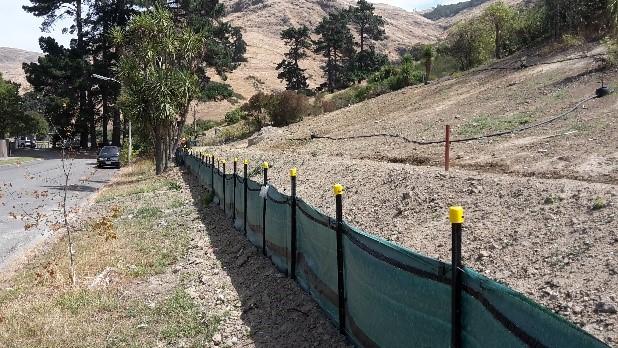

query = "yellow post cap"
[
  {"left": 449, "top": 206, "right": 464, "bottom": 224},
  {"left": 333, "top": 184, "right": 344, "bottom": 196},
  {"left": 221, "top": 160, "right": 226, "bottom": 164},
  {"left": 234, "top": 157, "right": 238, "bottom": 162},
  {"left": 290, "top": 167, "right": 298, "bottom": 177},
  {"left": 243, "top": 159, "right": 249, "bottom": 165},
  {"left": 262, "top": 161, "right": 269, "bottom": 169}
]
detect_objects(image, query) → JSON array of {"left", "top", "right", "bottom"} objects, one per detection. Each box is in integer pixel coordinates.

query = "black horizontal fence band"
[
  {"left": 297, "top": 203, "right": 336, "bottom": 230},
  {"left": 247, "top": 186, "right": 261, "bottom": 192},
  {"left": 266, "top": 191, "right": 290, "bottom": 205},
  {"left": 236, "top": 177, "right": 244, "bottom": 184},
  {"left": 343, "top": 228, "right": 546, "bottom": 348}
]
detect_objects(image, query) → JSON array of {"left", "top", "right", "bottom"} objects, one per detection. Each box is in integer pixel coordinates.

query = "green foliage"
[
  {"left": 0, "top": 74, "right": 50, "bottom": 138},
  {"left": 277, "top": 25, "right": 312, "bottom": 91},
  {"left": 238, "top": 91, "right": 310, "bottom": 127},
  {"left": 224, "top": 108, "right": 247, "bottom": 125},
  {"left": 314, "top": 11, "right": 356, "bottom": 92},
  {"left": 592, "top": 197, "right": 608, "bottom": 210},
  {"left": 446, "top": 19, "right": 495, "bottom": 70},
  {"left": 266, "top": 91, "right": 311, "bottom": 127},
  {"left": 543, "top": 0, "right": 616, "bottom": 39},
  {"left": 349, "top": 0, "right": 387, "bottom": 80},
  {"left": 184, "top": 119, "right": 219, "bottom": 139},
  {"left": 115, "top": 8, "right": 203, "bottom": 174},
  {"left": 458, "top": 113, "right": 533, "bottom": 137},
  {"left": 200, "top": 81, "right": 240, "bottom": 103},
  {"left": 423, "top": 0, "right": 491, "bottom": 20},
  {"left": 484, "top": 1, "right": 518, "bottom": 59}
]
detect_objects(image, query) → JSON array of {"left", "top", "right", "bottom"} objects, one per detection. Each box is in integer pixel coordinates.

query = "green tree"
[
  {"left": 483, "top": 1, "right": 516, "bottom": 59},
  {"left": 349, "top": 0, "right": 387, "bottom": 80},
  {"left": 23, "top": 37, "right": 87, "bottom": 142},
  {"left": 0, "top": 74, "right": 23, "bottom": 138},
  {"left": 422, "top": 44, "right": 435, "bottom": 84},
  {"left": 87, "top": 0, "right": 139, "bottom": 146},
  {"left": 277, "top": 25, "right": 312, "bottom": 91},
  {"left": 314, "top": 11, "right": 356, "bottom": 92},
  {"left": 114, "top": 7, "right": 203, "bottom": 174},
  {"left": 24, "top": 0, "right": 93, "bottom": 148},
  {"left": 446, "top": 19, "right": 495, "bottom": 70}
]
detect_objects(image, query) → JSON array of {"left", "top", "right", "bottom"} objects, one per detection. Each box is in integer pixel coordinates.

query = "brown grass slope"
[{"left": 0, "top": 47, "right": 41, "bottom": 90}]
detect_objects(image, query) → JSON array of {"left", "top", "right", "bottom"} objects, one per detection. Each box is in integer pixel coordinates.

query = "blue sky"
[{"left": 1, "top": 0, "right": 461, "bottom": 52}]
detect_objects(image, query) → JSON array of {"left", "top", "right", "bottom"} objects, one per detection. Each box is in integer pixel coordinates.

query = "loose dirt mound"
[{"left": 200, "top": 43, "right": 618, "bottom": 344}]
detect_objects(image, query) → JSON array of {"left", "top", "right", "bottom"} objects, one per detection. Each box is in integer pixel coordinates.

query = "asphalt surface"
[{"left": 0, "top": 148, "right": 116, "bottom": 269}]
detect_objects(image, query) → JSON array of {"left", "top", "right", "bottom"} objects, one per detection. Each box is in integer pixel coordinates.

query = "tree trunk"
[
  {"left": 171, "top": 104, "right": 190, "bottom": 160},
  {"left": 154, "top": 125, "right": 165, "bottom": 175},
  {"left": 88, "top": 91, "right": 96, "bottom": 148},
  {"left": 102, "top": 92, "right": 109, "bottom": 145},
  {"left": 495, "top": 24, "right": 501, "bottom": 59},
  {"left": 112, "top": 106, "right": 121, "bottom": 146}
]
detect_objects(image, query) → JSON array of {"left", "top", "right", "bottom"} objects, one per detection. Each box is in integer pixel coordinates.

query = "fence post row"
[
  {"left": 290, "top": 168, "right": 298, "bottom": 280},
  {"left": 450, "top": 206, "right": 464, "bottom": 348},
  {"left": 262, "top": 162, "right": 269, "bottom": 256},
  {"left": 233, "top": 158, "right": 238, "bottom": 222},
  {"left": 334, "top": 184, "right": 346, "bottom": 334}
]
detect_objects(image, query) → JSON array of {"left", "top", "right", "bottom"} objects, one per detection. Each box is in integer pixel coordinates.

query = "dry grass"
[{"left": 0, "top": 160, "right": 219, "bottom": 347}]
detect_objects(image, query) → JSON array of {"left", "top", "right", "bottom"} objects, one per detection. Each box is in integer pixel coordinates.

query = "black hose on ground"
[{"left": 307, "top": 94, "right": 599, "bottom": 146}]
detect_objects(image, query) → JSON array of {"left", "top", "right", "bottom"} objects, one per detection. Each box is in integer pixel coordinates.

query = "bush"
[
  {"left": 266, "top": 91, "right": 311, "bottom": 127},
  {"left": 224, "top": 108, "right": 247, "bottom": 125}
]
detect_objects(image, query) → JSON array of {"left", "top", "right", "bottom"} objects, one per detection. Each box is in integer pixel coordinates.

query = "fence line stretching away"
[{"left": 179, "top": 149, "right": 608, "bottom": 348}]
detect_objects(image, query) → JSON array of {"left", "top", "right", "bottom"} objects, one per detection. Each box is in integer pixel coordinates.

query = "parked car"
[
  {"left": 97, "top": 146, "right": 121, "bottom": 168},
  {"left": 17, "top": 136, "right": 32, "bottom": 148}
]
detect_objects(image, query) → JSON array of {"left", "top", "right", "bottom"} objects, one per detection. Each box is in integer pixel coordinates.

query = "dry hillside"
[
  {"left": 201, "top": 43, "right": 618, "bottom": 344},
  {"left": 433, "top": 0, "right": 532, "bottom": 27},
  {"left": 198, "top": 0, "right": 443, "bottom": 120},
  {"left": 0, "top": 47, "right": 40, "bottom": 91}
]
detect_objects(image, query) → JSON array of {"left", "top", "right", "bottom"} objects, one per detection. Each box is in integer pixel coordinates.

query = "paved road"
[{"left": 0, "top": 149, "right": 117, "bottom": 269}]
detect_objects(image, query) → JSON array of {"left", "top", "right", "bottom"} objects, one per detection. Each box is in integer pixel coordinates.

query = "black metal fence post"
[
  {"left": 243, "top": 160, "right": 248, "bottom": 236},
  {"left": 210, "top": 155, "right": 214, "bottom": 191},
  {"left": 290, "top": 168, "right": 298, "bottom": 279},
  {"left": 262, "top": 162, "right": 269, "bottom": 256},
  {"left": 450, "top": 206, "right": 464, "bottom": 348},
  {"left": 233, "top": 158, "right": 238, "bottom": 222},
  {"left": 334, "top": 184, "right": 346, "bottom": 334},
  {"left": 222, "top": 160, "right": 226, "bottom": 212}
]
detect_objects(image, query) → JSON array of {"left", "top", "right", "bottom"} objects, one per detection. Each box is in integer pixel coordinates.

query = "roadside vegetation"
[{"left": 0, "top": 161, "right": 220, "bottom": 346}]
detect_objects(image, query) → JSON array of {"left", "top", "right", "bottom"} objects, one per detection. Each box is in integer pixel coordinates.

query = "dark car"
[{"left": 97, "top": 146, "right": 121, "bottom": 168}]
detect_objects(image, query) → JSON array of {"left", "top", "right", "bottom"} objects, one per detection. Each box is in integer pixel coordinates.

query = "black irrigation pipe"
[
  {"left": 307, "top": 95, "right": 597, "bottom": 146},
  {"left": 474, "top": 53, "right": 608, "bottom": 72}
]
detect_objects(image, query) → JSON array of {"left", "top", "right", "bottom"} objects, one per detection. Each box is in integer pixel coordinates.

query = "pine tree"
[
  {"left": 86, "top": 0, "right": 139, "bottom": 146},
  {"left": 24, "top": 0, "right": 93, "bottom": 147},
  {"left": 277, "top": 26, "right": 312, "bottom": 91},
  {"left": 350, "top": 0, "right": 387, "bottom": 80},
  {"left": 314, "top": 11, "right": 355, "bottom": 92}
]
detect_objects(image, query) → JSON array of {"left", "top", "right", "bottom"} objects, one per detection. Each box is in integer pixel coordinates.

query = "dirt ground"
[{"left": 198, "top": 44, "right": 618, "bottom": 345}]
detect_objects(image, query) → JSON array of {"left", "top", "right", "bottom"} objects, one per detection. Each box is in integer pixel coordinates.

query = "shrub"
[
  {"left": 266, "top": 91, "right": 311, "bottom": 127},
  {"left": 224, "top": 108, "right": 247, "bottom": 125}
]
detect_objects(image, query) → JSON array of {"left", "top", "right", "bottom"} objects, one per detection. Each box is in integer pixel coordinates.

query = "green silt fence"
[{"left": 180, "top": 151, "right": 608, "bottom": 348}]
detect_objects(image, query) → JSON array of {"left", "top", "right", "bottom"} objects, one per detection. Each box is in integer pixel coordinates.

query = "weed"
[
  {"left": 157, "top": 288, "right": 220, "bottom": 342},
  {"left": 56, "top": 290, "right": 117, "bottom": 314},
  {"left": 592, "top": 197, "right": 608, "bottom": 210},
  {"left": 135, "top": 206, "right": 162, "bottom": 220},
  {"left": 167, "top": 180, "right": 182, "bottom": 191},
  {"left": 458, "top": 113, "right": 533, "bottom": 137}
]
